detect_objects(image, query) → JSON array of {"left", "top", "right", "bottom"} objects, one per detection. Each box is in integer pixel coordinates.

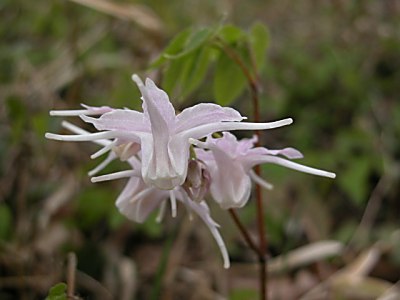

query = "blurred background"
[{"left": 1, "top": 0, "right": 400, "bottom": 299}]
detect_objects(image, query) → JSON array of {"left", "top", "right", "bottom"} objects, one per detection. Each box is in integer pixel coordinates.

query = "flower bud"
[{"left": 183, "top": 159, "right": 211, "bottom": 202}]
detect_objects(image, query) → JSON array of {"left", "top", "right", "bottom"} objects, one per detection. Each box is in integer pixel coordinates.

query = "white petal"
[
  {"left": 250, "top": 155, "right": 336, "bottom": 178},
  {"left": 80, "top": 110, "right": 147, "bottom": 132},
  {"left": 49, "top": 105, "right": 112, "bottom": 116},
  {"left": 140, "top": 135, "right": 181, "bottom": 190},
  {"left": 45, "top": 131, "right": 115, "bottom": 141},
  {"left": 88, "top": 152, "right": 117, "bottom": 177},
  {"left": 61, "top": 121, "right": 110, "bottom": 147},
  {"left": 181, "top": 193, "right": 230, "bottom": 269},
  {"left": 264, "top": 147, "right": 303, "bottom": 159},
  {"left": 156, "top": 200, "right": 167, "bottom": 223},
  {"left": 129, "top": 187, "right": 155, "bottom": 204},
  {"left": 90, "top": 140, "right": 117, "bottom": 159},
  {"left": 169, "top": 190, "right": 177, "bottom": 218},
  {"left": 181, "top": 118, "right": 293, "bottom": 140},
  {"left": 132, "top": 75, "right": 181, "bottom": 190},
  {"left": 45, "top": 131, "right": 140, "bottom": 142},
  {"left": 91, "top": 170, "right": 139, "bottom": 182},
  {"left": 175, "top": 103, "right": 245, "bottom": 133},
  {"left": 249, "top": 170, "right": 274, "bottom": 190},
  {"left": 117, "top": 185, "right": 165, "bottom": 223},
  {"left": 132, "top": 74, "right": 176, "bottom": 129},
  {"left": 198, "top": 142, "right": 252, "bottom": 209}
]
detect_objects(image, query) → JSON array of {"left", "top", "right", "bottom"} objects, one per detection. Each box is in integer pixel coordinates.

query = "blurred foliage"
[
  {"left": 45, "top": 283, "right": 67, "bottom": 300},
  {"left": 1, "top": 0, "right": 400, "bottom": 299}
]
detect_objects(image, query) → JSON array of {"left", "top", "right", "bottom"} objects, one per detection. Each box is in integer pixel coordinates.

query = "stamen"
[
  {"left": 91, "top": 170, "right": 138, "bottom": 183},
  {"left": 249, "top": 170, "right": 274, "bottom": 190}
]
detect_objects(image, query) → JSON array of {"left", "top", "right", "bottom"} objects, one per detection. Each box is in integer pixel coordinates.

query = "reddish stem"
[{"left": 218, "top": 39, "right": 268, "bottom": 300}]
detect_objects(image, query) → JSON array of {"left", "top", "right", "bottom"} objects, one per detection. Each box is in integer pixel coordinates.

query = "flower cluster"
[{"left": 46, "top": 75, "right": 335, "bottom": 268}]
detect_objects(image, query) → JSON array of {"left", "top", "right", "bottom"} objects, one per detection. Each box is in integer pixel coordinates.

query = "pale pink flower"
[
  {"left": 58, "top": 121, "right": 231, "bottom": 268},
  {"left": 192, "top": 132, "right": 336, "bottom": 209},
  {"left": 46, "top": 75, "right": 293, "bottom": 190}
]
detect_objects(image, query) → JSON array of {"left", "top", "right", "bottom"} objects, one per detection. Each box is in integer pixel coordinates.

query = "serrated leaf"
[
  {"left": 214, "top": 53, "right": 247, "bottom": 105},
  {"left": 249, "top": 22, "right": 269, "bottom": 71},
  {"left": 218, "top": 24, "right": 244, "bottom": 44},
  {"left": 45, "top": 282, "right": 67, "bottom": 300}
]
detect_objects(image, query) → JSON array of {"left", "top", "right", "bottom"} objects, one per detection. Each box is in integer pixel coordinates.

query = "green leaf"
[
  {"left": 161, "top": 55, "right": 188, "bottom": 96},
  {"left": 213, "top": 53, "right": 247, "bottom": 105},
  {"left": 150, "top": 28, "right": 192, "bottom": 68},
  {"left": 230, "top": 288, "right": 258, "bottom": 300},
  {"left": 164, "top": 27, "right": 213, "bottom": 59},
  {"left": 6, "top": 96, "right": 27, "bottom": 142},
  {"left": 162, "top": 47, "right": 213, "bottom": 102},
  {"left": 45, "top": 282, "right": 67, "bottom": 300},
  {"left": 338, "top": 157, "right": 371, "bottom": 205},
  {"left": 32, "top": 113, "right": 49, "bottom": 138},
  {"left": 249, "top": 22, "right": 269, "bottom": 71},
  {"left": 180, "top": 47, "right": 213, "bottom": 98},
  {"left": 218, "top": 24, "right": 244, "bottom": 44},
  {"left": 76, "top": 187, "right": 116, "bottom": 229}
]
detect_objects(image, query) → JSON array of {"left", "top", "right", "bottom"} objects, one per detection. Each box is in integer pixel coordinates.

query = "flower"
[
  {"left": 191, "top": 132, "right": 336, "bottom": 209},
  {"left": 46, "top": 74, "right": 294, "bottom": 190},
  {"left": 59, "top": 120, "right": 231, "bottom": 268}
]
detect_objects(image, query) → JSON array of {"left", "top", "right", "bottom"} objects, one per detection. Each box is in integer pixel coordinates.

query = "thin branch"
[
  {"left": 67, "top": 252, "right": 77, "bottom": 299},
  {"left": 228, "top": 209, "right": 263, "bottom": 258},
  {"left": 218, "top": 38, "right": 268, "bottom": 300}
]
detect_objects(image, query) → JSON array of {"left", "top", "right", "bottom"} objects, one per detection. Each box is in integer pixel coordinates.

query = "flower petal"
[
  {"left": 181, "top": 118, "right": 293, "bottom": 140},
  {"left": 132, "top": 75, "right": 176, "bottom": 130},
  {"left": 248, "top": 155, "right": 336, "bottom": 178},
  {"left": 140, "top": 134, "right": 181, "bottom": 190},
  {"left": 116, "top": 177, "right": 168, "bottom": 223},
  {"left": 175, "top": 103, "right": 245, "bottom": 133},
  {"left": 61, "top": 121, "right": 110, "bottom": 147},
  {"left": 80, "top": 109, "right": 147, "bottom": 132},
  {"left": 196, "top": 140, "right": 252, "bottom": 208},
  {"left": 236, "top": 135, "right": 258, "bottom": 155},
  {"left": 45, "top": 130, "right": 140, "bottom": 143},
  {"left": 180, "top": 192, "right": 230, "bottom": 269},
  {"left": 49, "top": 104, "right": 113, "bottom": 116},
  {"left": 261, "top": 147, "right": 303, "bottom": 159}
]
